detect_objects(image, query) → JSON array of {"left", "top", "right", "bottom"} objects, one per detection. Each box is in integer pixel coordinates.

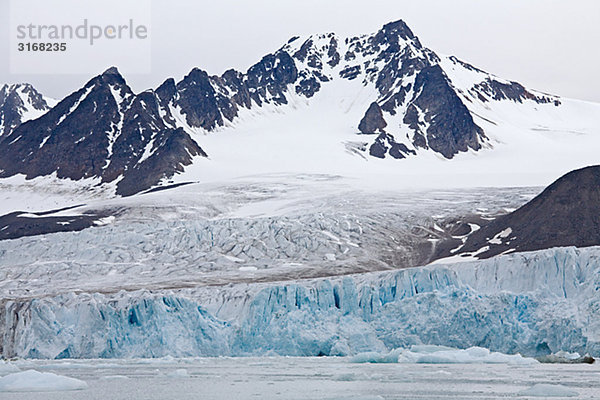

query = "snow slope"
[{"left": 175, "top": 55, "right": 600, "bottom": 190}]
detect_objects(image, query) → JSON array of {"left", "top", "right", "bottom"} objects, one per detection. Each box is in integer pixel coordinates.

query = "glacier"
[
  {"left": 1, "top": 246, "right": 599, "bottom": 359},
  {"left": 0, "top": 183, "right": 537, "bottom": 299}
]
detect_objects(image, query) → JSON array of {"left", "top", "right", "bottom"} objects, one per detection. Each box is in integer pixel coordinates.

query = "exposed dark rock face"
[
  {"left": 219, "top": 70, "right": 252, "bottom": 109},
  {"left": 0, "top": 68, "right": 206, "bottom": 196},
  {"left": 0, "top": 69, "right": 131, "bottom": 181},
  {"left": 339, "top": 65, "right": 361, "bottom": 80},
  {"left": 115, "top": 126, "right": 206, "bottom": 197},
  {"left": 0, "top": 46, "right": 305, "bottom": 196},
  {"left": 374, "top": 19, "right": 416, "bottom": 44},
  {"left": 173, "top": 68, "right": 227, "bottom": 130},
  {"left": 105, "top": 88, "right": 207, "bottom": 196},
  {"left": 245, "top": 52, "right": 298, "bottom": 106},
  {"left": 334, "top": 19, "right": 483, "bottom": 161},
  {"left": 369, "top": 133, "right": 416, "bottom": 159},
  {"left": 447, "top": 56, "right": 483, "bottom": 73},
  {"left": 358, "top": 102, "right": 387, "bottom": 134},
  {"left": 0, "top": 84, "right": 52, "bottom": 136},
  {"left": 295, "top": 76, "right": 321, "bottom": 98},
  {"left": 0, "top": 48, "right": 302, "bottom": 196},
  {"left": 327, "top": 37, "right": 341, "bottom": 67},
  {"left": 445, "top": 166, "right": 600, "bottom": 259},
  {"left": 471, "top": 79, "right": 559, "bottom": 105},
  {"left": 380, "top": 84, "right": 411, "bottom": 115},
  {"left": 403, "top": 65, "right": 484, "bottom": 158},
  {"left": 371, "top": 29, "right": 433, "bottom": 97},
  {"left": 0, "top": 208, "right": 113, "bottom": 241}
]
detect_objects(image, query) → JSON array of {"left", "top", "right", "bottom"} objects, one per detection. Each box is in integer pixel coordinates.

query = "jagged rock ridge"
[{"left": 0, "top": 69, "right": 206, "bottom": 196}]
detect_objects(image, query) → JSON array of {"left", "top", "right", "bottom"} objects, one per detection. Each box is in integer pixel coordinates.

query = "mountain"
[
  {"left": 0, "top": 83, "right": 55, "bottom": 136},
  {"left": 437, "top": 165, "right": 600, "bottom": 259},
  {"left": 0, "top": 68, "right": 206, "bottom": 196},
  {"left": 1, "top": 20, "right": 599, "bottom": 196}
]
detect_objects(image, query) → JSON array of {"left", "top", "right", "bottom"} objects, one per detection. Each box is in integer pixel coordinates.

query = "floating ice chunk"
[
  {"left": 433, "top": 370, "right": 452, "bottom": 376},
  {"left": 0, "top": 370, "right": 88, "bottom": 392},
  {"left": 334, "top": 373, "right": 360, "bottom": 381},
  {"left": 350, "top": 352, "right": 391, "bottom": 364},
  {"left": 351, "top": 346, "right": 537, "bottom": 365},
  {"left": 518, "top": 384, "right": 578, "bottom": 397},
  {"left": 99, "top": 375, "right": 129, "bottom": 380},
  {"left": 0, "top": 361, "right": 20, "bottom": 375},
  {"left": 554, "top": 350, "right": 581, "bottom": 359},
  {"left": 166, "top": 368, "right": 189, "bottom": 378},
  {"left": 408, "top": 346, "right": 537, "bottom": 365},
  {"left": 409, "top": 345, "right": 455, "bottom": 354},
  {"left": 350, "top": 348, "right": 404, "bottom": 363}
]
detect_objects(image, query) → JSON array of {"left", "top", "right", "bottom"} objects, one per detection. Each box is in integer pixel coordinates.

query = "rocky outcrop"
[
  {"left": 404, "top": 65, "right": 484, "bottom": 158},
  {"left": 471, "top": 78, "right": 560, "bottom": 105},
  {"left": 446, "top": 165, "right": 600, "bottom": 259},
  {"left": 0, "top": 208, "right": 112, "bottom": 241},
  {"left": 369, "top": 133, "right": 416, "bottom": 159},
  {"left": 358, "top": 102, "right": 387, "bottom": 134},
  {"left": 446, "top": 56, "right": 560, "bottom": 106}
]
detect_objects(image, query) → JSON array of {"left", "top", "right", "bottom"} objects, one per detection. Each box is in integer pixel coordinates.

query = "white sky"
[{"left": 1, "top": 0, "right": 599, "bottom": 102}]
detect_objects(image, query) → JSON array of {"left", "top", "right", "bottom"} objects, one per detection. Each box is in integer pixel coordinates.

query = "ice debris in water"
[
  {"left": 518, "top": 384, "right": 579, "bottom": 397},
  {"left": 0, "top": 370, "right": 88, "bottom": 392},
  {"left": 166, "top": 369, "right": 189, "bottom": 378},
  {"left": 0, "top": 360, "right": 20, "bottom": 375}
]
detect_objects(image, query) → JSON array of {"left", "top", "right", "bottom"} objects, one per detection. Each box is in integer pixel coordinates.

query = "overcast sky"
[{"left": 1, "top": 0, "right": 599, "bottom": 102}]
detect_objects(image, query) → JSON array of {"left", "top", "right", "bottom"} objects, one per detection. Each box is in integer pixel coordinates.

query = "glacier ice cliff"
[{"left": 1, "top": 246, "right": 599, "bottom": 359}]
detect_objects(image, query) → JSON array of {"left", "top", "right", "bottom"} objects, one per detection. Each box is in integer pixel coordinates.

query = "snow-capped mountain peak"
[
  {"left": 0, "top": 83, "right": 56, "bottom": 136},
  {"left": 1, "top": 20, "right": 599, "bottom": 197},
  {"left": 0, "top": 68, "right": 206, "bottom": 196}
]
